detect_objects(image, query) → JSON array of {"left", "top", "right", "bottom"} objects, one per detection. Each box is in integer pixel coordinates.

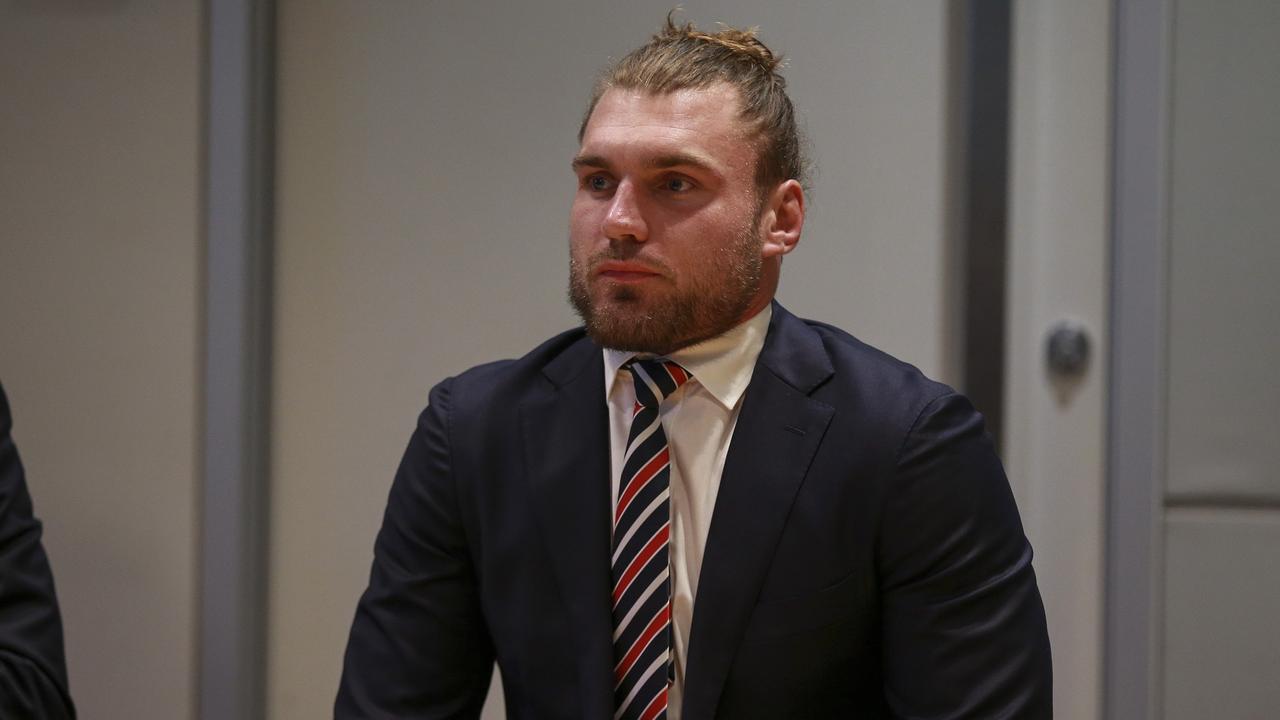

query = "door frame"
[{"left": 1105, "top": 0, "right": 1170, "bottom": 717}]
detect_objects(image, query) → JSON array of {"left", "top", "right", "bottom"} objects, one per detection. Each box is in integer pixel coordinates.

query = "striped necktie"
[{"left": 612, "top": 358, "right": 690, "bottom": 720}]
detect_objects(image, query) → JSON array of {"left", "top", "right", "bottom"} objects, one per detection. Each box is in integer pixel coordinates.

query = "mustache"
[{"left": 586, "top": 249, "right": 672, "bottom": 276}]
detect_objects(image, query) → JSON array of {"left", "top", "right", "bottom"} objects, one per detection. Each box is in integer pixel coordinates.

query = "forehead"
[{"left": 579, "top": 85, "right": 755, "bottom": 173}]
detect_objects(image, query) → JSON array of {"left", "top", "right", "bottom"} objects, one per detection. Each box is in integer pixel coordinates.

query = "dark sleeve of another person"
[{"left": 0, "top": 383, "right": 76, "bottom": 719}]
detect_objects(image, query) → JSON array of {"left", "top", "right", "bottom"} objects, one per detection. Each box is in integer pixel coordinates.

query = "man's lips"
[{"left": 594, "top": 261, "right": 663, "bottom": 282}]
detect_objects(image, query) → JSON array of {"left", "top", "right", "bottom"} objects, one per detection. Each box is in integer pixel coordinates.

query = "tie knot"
[{"left": 627, "top": 359, "right": 690, "bottom": 408}]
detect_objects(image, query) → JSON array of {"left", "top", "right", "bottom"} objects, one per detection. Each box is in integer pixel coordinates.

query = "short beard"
[{"left": 567, "top": 217, "right": 763, "bottom": 355}]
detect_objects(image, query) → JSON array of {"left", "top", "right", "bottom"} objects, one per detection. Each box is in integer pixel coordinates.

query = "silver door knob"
[{"left": 1046, "top": 321, "right": 1091, "bottom": 376}]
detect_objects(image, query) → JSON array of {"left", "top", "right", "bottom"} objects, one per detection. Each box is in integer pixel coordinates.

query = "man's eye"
[
  {"left": 665, "top": 178, "right": 694, "bottom": 193},
  {"left": 586, "top": 175, "right": 613, "bottom": 191}
]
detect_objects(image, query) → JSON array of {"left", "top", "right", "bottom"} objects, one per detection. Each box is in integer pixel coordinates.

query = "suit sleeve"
[
  {"left": 0, "top": 383, "right": 76, "bottom": 719},
  {"left": 336, "top": 379, "right": 495, "bottom": 719},
  {"left": 877, "top": 392, "right": 1052, "bottom": 718}
]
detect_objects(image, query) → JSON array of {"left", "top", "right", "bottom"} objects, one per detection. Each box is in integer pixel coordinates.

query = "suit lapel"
[
  {"left": 682, "top": 305, "right": 836, "bottom": 719},
  {"left": 520, "top": 339, "right": 615, "bottom": 718}
]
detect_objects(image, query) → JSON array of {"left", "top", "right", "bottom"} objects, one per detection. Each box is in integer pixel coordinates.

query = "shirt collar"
[{"left": 603, "top": 304, "right": 772, "bottom": 410}]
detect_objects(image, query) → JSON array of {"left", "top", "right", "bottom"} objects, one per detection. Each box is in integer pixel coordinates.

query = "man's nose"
[{"left": 602, "top": 180, "right": 648, "bottom": 243}]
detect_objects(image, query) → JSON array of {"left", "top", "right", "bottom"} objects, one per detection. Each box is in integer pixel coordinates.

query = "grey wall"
[
  {"left": 268, "top": 2, "right": 956, "bottom": 717},
  {"left": 0, "top": 2, "right": 202, "bottom": 718},
  {"left": 1160, "top": 0, "right": 1280, "bottom": 715}
]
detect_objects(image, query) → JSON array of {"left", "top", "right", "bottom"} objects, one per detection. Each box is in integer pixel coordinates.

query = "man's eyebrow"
[
  {"left": 647, "top": 152, "right": 717, "bottom": 172},
  {"left": 571, "top": 154, "right": 610, "bottom": 171},
  {"left": 571, "top": 152, "right": 718, "bottom": 173}
]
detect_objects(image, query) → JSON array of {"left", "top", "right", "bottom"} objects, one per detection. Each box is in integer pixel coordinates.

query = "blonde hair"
[{"left": 579, "top": 14, "right": 808, "bottom": 190}]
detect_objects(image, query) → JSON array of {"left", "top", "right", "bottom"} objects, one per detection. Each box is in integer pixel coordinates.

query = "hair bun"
[{"left": 660, "top": 15, "right": 784, "bottom": 74}]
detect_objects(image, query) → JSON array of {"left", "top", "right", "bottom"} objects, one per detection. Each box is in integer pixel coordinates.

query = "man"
[
  {"left": 0, "top": 382, "right": 76, "bottom": 719},
  {"left": 338, "top": 17, "right": 1051, "bottom": 719}
]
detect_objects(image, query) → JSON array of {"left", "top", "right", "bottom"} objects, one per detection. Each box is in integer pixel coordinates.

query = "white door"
[{"left": 1004, "top": 2, "right": 1111, "bottom": 719}]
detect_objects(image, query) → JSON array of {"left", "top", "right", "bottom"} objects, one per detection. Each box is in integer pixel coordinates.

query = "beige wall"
[
  {"left": 0, "top": 2, "right": 202, "bottom": 719},
  {"left": 270, "top": 2, "right": 954, "bottom": 717}
]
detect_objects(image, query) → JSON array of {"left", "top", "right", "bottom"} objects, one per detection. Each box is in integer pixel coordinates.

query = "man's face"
[{"left": 568, "top": 84, "right": 772, "bottom": 354}]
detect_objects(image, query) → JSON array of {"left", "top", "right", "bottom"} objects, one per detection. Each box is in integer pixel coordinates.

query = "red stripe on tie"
[
  {"left": 665, "top": 362, "right": 688, "bottom": 386},
  {"left": 614, "top": 604, "right": 671, "bottom": 684},
  {"left": 612, "top": 524, "right": 669, "bottom": 606},
  {"left": 638, "top": 686, "right": 668, "bottom": 720},
  {"left": 615, "top": 448, "right": 669, "bottom": 524}
]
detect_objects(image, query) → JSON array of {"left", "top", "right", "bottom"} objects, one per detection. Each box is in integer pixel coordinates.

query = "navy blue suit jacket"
[{"left": 337, "top": 304, "right": 1052, "bottom": 718}]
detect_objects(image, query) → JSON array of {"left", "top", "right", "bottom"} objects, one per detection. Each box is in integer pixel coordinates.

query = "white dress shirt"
[{"left": 603, "top": 305, "right": 772, "bottom": 719}]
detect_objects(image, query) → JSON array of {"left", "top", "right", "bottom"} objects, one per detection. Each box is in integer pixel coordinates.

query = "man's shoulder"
[
  {"left": 773, "top": 307, "right": 952, "bottom": 397},
  {"left": 770, "top": 309, "right": 995, "bottom": 471},
  {"left": 770, "top": 306, "right": 959, "bottom": 428}
]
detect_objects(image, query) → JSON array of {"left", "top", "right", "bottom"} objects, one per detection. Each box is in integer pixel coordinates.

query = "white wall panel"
[
  {"left": 1165, "top": 0, "right": 1280, "bottom": 501},
  {"left": 1164, "top": 509, "right": 1280, "bottom": 719}
]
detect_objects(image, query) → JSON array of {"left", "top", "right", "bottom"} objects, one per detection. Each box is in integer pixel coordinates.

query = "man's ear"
[{"left": 761, "top": 179, "right": 805, "bottom": 259}]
